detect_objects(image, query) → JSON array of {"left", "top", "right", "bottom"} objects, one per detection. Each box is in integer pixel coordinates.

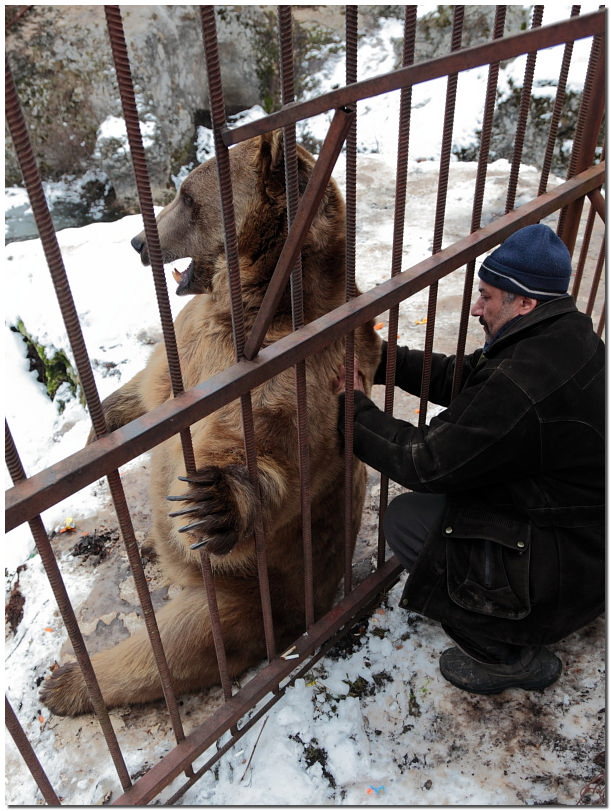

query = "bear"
[{"left": 40, "top": 130, "right": 381, "bottom": 716}]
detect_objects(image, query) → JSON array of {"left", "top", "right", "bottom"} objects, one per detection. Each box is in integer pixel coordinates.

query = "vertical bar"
[
  {"left": 103, "top": 5, "right": 195, "bottom": 473},
  {"left": 452, "top": 5, "right": 507, "bottom": 398},
  {"left": 596, "top": 302, "right": 605, "bottom": 338},
  {"left": 418, "top": 5, "right": 464, "bottom": 428},
  {"left": 343, "top": 4, "right": 358, "bottom": 595},
  {"left": 5, "top": 56, "right": 107, "bottom": 442},
  {"left": 5, "top": 425, "right": 132, "bottom": 792},
  {"left": 538, "top": 5, "right": 580, "bottom": 196},
  {"left": 505, "top": 5, "right": 544, "bottom": 213},
  {"left": 585, "top": 236, "right": 605, "bottom": 318},
  {"left": 5, "top": 697, "right": 61, "bottom": 805},
  {"left": 377, "top": 4, "right": 418, "bottom": 565},
  {"left": 558, "top": 28, "right": 605, "bottom": 253},
  {"left": 7, "top": 45, "right": 187, "bottom": 760},
  {"left": 242, "top": 106, "right": 355, "bottom": 361},
  {"left": 278, "top": 5, "right": 315, "bottom": 629},
  {"left": 199, "top": 5, "right": 277, "bottom": 663},
  {"left": 571, "top": 202, "right": 596, "bottom": 300}
]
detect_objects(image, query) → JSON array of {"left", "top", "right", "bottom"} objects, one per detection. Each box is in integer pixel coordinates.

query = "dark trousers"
[{"left": 383, "top": 492, "right": 532, "bottom": 665}]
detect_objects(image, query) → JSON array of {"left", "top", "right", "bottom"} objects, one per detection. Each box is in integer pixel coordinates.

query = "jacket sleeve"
[
  {"left": 342, "top": 368, "right": 538, "bottom": 493},
  {"left": 374, "top": 341, "right": 484, "bottom": 407}
]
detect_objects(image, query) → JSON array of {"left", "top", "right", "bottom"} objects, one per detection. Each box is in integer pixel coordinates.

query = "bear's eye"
[{"left": 182, "top": 191, "right": 194, "bottom": 209}]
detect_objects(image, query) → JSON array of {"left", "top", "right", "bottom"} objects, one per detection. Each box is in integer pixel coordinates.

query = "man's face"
[{"left": 471, "top": 280, "right": 523, "bottom": 343}]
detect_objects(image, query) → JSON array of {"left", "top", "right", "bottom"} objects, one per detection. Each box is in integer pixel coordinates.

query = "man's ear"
[
  {"left": 518, "top": 296, "right": 538, "bottom": 315},
  {"left": 257, "top": 130, "right": 286, "bottom": 198}
]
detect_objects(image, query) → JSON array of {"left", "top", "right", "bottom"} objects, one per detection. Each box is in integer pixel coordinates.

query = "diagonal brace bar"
[{"left": 243, "top": 106, "right": 355, "bottom": 360}]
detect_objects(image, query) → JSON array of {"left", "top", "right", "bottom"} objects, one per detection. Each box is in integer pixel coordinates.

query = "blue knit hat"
[{"left": 478, "top": 224, "right": 572, "bottom": 301}]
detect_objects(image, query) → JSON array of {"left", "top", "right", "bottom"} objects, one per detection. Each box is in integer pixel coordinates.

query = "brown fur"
[{"left": 40, "top": 132, "right": 380, "bottom": 716}]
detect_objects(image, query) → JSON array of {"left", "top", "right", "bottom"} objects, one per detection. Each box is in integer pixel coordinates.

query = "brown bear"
[{"left": 40, "top": 131, "right": 381, "bottom": 716}]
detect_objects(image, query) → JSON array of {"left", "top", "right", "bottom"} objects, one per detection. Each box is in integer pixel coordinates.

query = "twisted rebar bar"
[
  {"left": 5, "top": 423, "right": 132, "bottom": 792},
  {"left": 451, "top": 5, "right": 507, "bottom": 398},
  {"left": 505, "top": 5, "right": 544, "bottom": 213},
  {"left": 378, "top": 5, "right": 418, "bottom": 565},
  {"left": 278, "top": 5, "right": 315, "bottom": 628},
  {"left": 418, "top": 5, "right": 465, "bottom": 428},
  {"left": 199, "top": 5, "right": 277, "bottom": 662},
  {"left": 103, "top": 4, "right": 196, "bottom": 472}
]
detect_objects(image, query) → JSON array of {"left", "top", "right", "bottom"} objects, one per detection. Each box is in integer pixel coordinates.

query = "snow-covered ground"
[{"left": 5, "top": 6, "right": 605, "bottom": 806}]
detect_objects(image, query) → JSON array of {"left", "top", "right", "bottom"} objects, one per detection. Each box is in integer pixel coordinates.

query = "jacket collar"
[{"left": 484, "top": 295, "right": 577, "bottom": 356}]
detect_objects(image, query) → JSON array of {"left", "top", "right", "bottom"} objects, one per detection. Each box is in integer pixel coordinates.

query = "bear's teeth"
[{"left": 172, "top": 268, "right": 182, "bottom": 284}]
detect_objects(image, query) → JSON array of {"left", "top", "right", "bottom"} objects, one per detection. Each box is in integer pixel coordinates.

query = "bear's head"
[{"left": 131, "top": 131, "right": 346, "bottom": 315}]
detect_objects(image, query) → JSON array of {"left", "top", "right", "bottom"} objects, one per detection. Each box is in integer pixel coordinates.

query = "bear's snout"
[{"left": 131, "top": 235, "right": 145, "bottom": 255}]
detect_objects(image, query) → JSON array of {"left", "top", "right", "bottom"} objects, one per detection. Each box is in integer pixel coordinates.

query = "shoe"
[{"left": 439, "top": 645, "right": 562, "bottom": 695}]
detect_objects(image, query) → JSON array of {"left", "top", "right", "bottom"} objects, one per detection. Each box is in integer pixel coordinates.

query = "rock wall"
[
  {"left": 5, "top": 5, "right": 268, "bottom": 208},
  {"left": 7, "top": 5, "right": 591, "bottom": 218}
]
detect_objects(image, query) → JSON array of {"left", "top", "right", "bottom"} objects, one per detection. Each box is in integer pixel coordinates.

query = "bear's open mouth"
[{"left": 172, "top": 260, "right": 195, "bottom": 296}]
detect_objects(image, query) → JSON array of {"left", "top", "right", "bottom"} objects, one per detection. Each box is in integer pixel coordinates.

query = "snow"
[{"left": 4, "top": 6, "right": 605, "bottom": 807}]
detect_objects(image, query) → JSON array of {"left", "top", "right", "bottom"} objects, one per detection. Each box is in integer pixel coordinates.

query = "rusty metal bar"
[
  {"left": 199, "top": 5, "right": 277, "bottom": 663},
  {"left": 378, "top": 4, "right": 418, "bottom": 565},
  {"left": 538, "top": 5, "right": 580, "bottom": 195},
  {"left": 198, "top": 550, "right": 233, "bottom": 702},
  {"left": 559, "top": 23, "right": 605, "bottom": 252},
  {"left": 5, "top": 697, "right": 61, "bottom": 805},
  {"left": 585, "top": 236, "right": 605, "bottom": 318},
  {"left": 5, "top": 425, "right": 133, "bottom": 792},
  {"left": 588, "top": 188, "right": 606, "bottom": 222},
  {"left": 221, "top": 12, "right": 605, "bottom": 146},
  {"left": 505, "top": 5, "right": 544, "bottom": 213},
  {"left": 342, "top": 4, "right": 358, "bottom": 595},
  {"left": 278, "top": 4, "right": 315, "bottom": 629},
  {"left": 4, "top": 56, "right": 107, "bottom": 441},
  {"left": 112, "top": 555, "right": 403, "bottom": 805},
  {"left": 418, "top": 6, "right": 464, "bottom": 428},
  {"left": 452, "top": 5, "right": 507, "bottom": 398},
  {"left": 596, "top": 302, "right": 605, "bottom": 338},
  {"left": 7, "top": 164, "right": 604, "bottom": 536},
  {"left": 7, "top": 42, "right": 188, "bottom": 758},
  {"left": 572, "top": 201, "right": 596, "bottom": 300},
  {"left": 103, "top": 5, "right": 195, "bottom": 472},
  {"left": 243, "top": 105, "right": 356, "bottom": 360}
]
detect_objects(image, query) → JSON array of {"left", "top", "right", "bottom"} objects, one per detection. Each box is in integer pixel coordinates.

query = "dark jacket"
[{"left": 344, "top": 296, "right": 605, "bottom": 647}]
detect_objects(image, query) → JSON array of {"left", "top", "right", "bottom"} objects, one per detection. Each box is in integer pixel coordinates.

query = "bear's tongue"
[{"left": 172, "top": 260, "right": 195, "bottom": 295}]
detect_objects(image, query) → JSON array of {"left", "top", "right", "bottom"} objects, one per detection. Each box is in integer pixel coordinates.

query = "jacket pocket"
[{"left": 443, "top": 505, "right": 532, "bottom": 620}]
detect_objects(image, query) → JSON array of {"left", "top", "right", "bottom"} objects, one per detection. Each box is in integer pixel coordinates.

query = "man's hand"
[{"left": 332, "top": 360, "right": 366, "bottom": 395}]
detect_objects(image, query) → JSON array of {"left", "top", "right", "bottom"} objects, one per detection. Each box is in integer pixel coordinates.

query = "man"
[{"left": 335, "top": 224, "right": 605, "bottom": 695}]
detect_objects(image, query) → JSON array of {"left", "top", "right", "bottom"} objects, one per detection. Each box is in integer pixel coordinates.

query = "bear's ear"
[{"left": 257, "top": 130, "right": 286, "bottom": 199}]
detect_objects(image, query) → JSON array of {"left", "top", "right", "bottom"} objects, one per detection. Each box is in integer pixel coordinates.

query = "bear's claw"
[{"left": 168, "top": 465, "right": 245, "bottom": 555}]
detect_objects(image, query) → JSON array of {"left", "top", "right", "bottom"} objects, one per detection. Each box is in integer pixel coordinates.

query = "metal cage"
[{"left": 5, "top": 5, "right": 605, "bottom": 805}]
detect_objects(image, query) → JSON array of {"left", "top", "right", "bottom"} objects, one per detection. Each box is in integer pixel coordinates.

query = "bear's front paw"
[
  {"left": 40, "top": 662, "right": 94, "bottom": 717},
  {"left": 168, "top": 465, "right": 255, "bottom": 555}
]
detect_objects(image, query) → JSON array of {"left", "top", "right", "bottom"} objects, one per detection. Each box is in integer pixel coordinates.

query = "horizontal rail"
[
  {"left": 5, "top": 162, "right": 605, "bottom": 533},
  {"left": 222, "top": 11, "right": 605, "bottom": 145},
  {"left": 112, "top": 555, "right": 403, "bottom": 805}
]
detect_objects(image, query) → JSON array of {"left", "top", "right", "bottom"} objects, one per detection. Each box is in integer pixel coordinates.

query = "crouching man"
[{"left": 334, "top": 224, "right": 605, "bottom": 695}]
